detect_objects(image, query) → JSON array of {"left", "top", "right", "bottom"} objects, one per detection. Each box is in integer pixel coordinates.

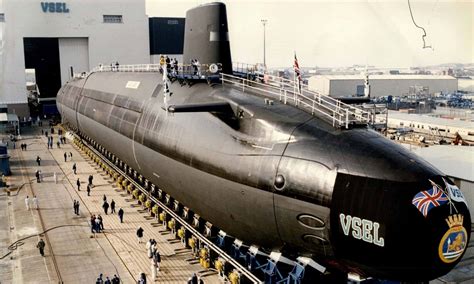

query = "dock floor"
[{"left": 0, "top": 124, "right": 220, "bottom": 283}]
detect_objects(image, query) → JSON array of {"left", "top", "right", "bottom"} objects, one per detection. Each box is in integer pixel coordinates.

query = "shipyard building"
[
  {"left": 308, "top": 75, "right": 458, "bottom": 98},
  {"left": 0, "top": 0, "right": 185, "bottom": 118}
]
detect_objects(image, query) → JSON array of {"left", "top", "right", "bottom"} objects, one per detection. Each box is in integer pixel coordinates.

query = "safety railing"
[
  {"left": 264, "top": 74, "right": 372, "bottom": 123},
  {"left": 221, "top": 73, "right": 372, "bottom": 129},
  {"left": 89, "top": 63, "right": 222, "bottom": 79},
  {"left": 232, "top": 62, "right": 265, "bottom": 75}
]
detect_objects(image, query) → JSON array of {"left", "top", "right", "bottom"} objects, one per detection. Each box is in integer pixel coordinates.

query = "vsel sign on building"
[{"left": 41, "top": 2, "right": 70, "bottom": 13}]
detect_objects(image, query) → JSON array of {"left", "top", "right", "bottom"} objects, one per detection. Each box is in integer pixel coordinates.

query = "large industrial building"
[
  {"left": 0, "top": 0, "right": 150, "bottom": 117},
  {"left": 308, "top": 74, "right": 458, "bottom": 98}
]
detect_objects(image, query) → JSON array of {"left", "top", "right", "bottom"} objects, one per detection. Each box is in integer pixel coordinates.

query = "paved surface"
[{"left": 0, "top": 124, "right": 220, "bottom": 284}]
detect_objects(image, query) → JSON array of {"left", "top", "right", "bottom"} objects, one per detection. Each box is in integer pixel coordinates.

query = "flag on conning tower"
[
  {"left": 294, "top": 53, "right": 302, "bottom": 93},
  {"left": 294, "top": 53, "right": 301, "bottom": 81}
]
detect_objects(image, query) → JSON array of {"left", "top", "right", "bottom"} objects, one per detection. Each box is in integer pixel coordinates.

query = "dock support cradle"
[{"left": 71, "top": 133, "right": 263, "bottom": 284}]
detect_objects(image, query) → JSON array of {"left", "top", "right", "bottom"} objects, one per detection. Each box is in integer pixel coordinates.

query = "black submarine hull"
[
  {"left": 57, "top": 70, "right": 470, "bottom": 281},
  {"left": 56, "top": 2, "right": 470, "bottom": 281}
]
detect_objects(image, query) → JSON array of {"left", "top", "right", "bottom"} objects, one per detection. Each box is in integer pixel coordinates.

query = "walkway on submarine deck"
[{"left": 0, "top": 123, "right": 221, "bottom": 283}]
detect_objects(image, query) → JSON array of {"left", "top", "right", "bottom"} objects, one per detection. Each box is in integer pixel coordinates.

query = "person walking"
[
  {"left": 110, "top": 199, "right": 116, "bottom": 214},
  {"left": 25, "top": 195, "right": 30, "bottom": 210},
  {"left": 76, "top": 178, "right": 81, "bottom": 191},
  {"left": 87, "top": 184, "right": 91, "bottom": 196},
  {"left": 64, "top": 152, "right": 67, "bottom": 162},
  {"left": 118, "top": 208, "right": 124, "bottom": 223},
  {"left": 72, "top": 163, "right": 77, "bottom": 174},
  {"left": 95, "top": 215, "right": 102, "bottom": 233},
  {"left": 88, "top": 175, "right": 93, "bottom": 186},
  {"left": 69, "top": 152, "right": 73, "bottom": 159},
  {"left": 138, "top": 272, "right": 146, "bottom": 284},
  {"left": 102, "top": 200, "right": 109, "bottom": 215},
  {"left": 56, "top": 141, "right": 60, "bottom": 148},
  {"left": 104, "top": 276, "right": 111, "bottom": 284},
  {"left": 90, "top": 214, "right": 96, "bottom": 233},
  {"left": 151, "top": 258, "right": 158, "bottom": 281},
  {"left": 136, "top": 227, "right": 144, "bottom": 243},
  {"left": 146, "top": 239, "right": 153, "bottom": 258},
  {"left": 154, "top": 250, "right": 161, "bottom": 271},
  {"left": 98, "top": 214, "right": 104, "bottom": 230},
  {"left": 103, "top": 194, "right": 107, "bottom": 202},
  {"left": 32, "top": 195, "right": 38, "bottom": 209},
  {"left": 188, "top": 273, "right": 199, "bottom": 284},
  {"left": 96, "top": 273, "right": 104, "bottom": 284},
  {"left": 36, "top": 156, "right": 41, "bottom": 166},
  {"left": 35, "top": 170, "right": 40, "bottom": 183},
  {"left": 111, "top": 275, "right": 120, "bottom": 284},
  {"left": 36, "top": 239, "right": 46, "bottom": 256}
]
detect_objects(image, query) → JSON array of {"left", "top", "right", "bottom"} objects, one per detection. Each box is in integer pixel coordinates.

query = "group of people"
[
  {"left": 19, "top": 143, "right": 28, "bottom": 151},
  {"left": 102, "top": 194, "right": 116, "bottom": 215},
  {"left": 146, "top": 239, "right": 161, "bottom": 280},
  {"left": 63, "top": 152, "right": 73, "bottom": 162},
  {"left": 25, "top": 195, "right": 39, "bottom": 210},
  {"left": 95, "top": 273, "right": 120, "bottom": 284},
  {"left": 159, "top": 55, "right": 179, "bottom": 75},
  {"left": 90, "top": 214, "right": 104, "bottom": 233},
  {"left": 46, "top": 136, "right": 55, "bottom": 149},
  {"left": 190, "top": 59, "right": 201, "bottom": 76}
]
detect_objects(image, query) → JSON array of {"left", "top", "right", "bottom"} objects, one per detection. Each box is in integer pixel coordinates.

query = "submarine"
[{"left": 56, "top": 3, "right": 471, "bottom": 282}]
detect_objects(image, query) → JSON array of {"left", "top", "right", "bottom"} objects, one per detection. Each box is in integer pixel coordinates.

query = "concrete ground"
[{"left": 0, "top": 124, "right": 220, "bottom": 284}]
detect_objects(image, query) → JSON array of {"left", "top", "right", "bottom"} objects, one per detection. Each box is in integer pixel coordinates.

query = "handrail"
[
  {"left": 221, "top": 73, "right": 371, "bottom": 129},
  {"left": 263, "top": 74, "right": 372, "bottom": 123},
  {"left": 87, "top": 63, "right": 223, "bottom": 81}
]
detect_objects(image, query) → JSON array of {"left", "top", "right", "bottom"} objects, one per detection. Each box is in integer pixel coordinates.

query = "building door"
[
  {"left": 23, "top": 38, "right": 61, "bottom": 99},
  {"left": 58, "top": 38, "right": 89, "bottom": 86}
]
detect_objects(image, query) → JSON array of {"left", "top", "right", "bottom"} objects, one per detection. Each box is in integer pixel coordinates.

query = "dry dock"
[{"left": 0, "top": 124, "right": 220, "bottom": 283}]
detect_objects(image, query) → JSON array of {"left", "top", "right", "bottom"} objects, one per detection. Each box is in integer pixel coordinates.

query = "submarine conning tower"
[{"left": 183, "top": 2, "right": 232, "bottom": 74}]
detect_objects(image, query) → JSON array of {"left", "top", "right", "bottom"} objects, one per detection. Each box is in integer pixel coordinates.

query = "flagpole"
[{"left": 293, "top": 52, "right": 296, "bottom": 99}]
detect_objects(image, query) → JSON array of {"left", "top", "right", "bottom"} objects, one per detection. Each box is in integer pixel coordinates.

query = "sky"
[{"left": 146, "top": 0, "right": 473, "bottom": 68}]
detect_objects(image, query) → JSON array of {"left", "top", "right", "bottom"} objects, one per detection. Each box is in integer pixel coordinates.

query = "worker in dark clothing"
[
  {"left": 72, "top": 163, "right": 77, "bottom": 174},
  {"left": 37, "top": 239, "right": 46, "bottom": 256},
  {"left": 118, "top": 208, "right": 124, "bottom": 223},
  {"left": 89, "top": 175, "right": 94, "bottom": 186},
  {"left": 36, "top": 156, "right": 41, "bottom": 166},
  {"left": 64, "top": 152, "right": 67, "bottom": 162},
  {"left": 76, "top": 178, "right": 81, "bottom": 191},
  {"left": 110, "top": 199, "right": 116, "bottom": 214},
  {"left": 102, "top": 201, "right": 109, "bottom": 215},
  {"left": 136, "top": 227, "right": 144, "bottom": 243}
]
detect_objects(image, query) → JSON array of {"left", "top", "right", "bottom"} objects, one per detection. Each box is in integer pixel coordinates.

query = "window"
[
  {"left": 103, "top": 15, "right": 122, "bottom": 23},
  {"left": 167, "top": 19, "right": 179, "bottom": 25},
  {"left": 0, "top": 13, "right": 5, "bottom": 22}
]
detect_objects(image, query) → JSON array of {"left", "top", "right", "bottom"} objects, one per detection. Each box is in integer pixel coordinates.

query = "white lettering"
[
  {"left": 362, "top": 219, "right": 373, "bottom": 243},
  {"left": 339, "top": 213, "right": 351, "bottom": 236},
  {"left": 352, "top": 217, "right": 362, "bottom": 239},
  {"left": 373, "top": 222, "right": 384, "bottom": 247},
  {"left": 339, "top": 213, "right": 385, "bottom": 247}
]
